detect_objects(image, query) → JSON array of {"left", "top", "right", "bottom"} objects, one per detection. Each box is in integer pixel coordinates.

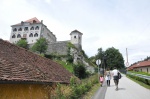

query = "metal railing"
[{"left": 127, "top": 72, "right": 150, "bottom": 80}]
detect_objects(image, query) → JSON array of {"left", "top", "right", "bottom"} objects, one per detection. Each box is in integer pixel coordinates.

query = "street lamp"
[{"left": 96, "top": 59, "right": 101, "bottom": 81}]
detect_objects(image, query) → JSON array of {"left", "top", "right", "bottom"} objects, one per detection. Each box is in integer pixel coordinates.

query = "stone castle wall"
[{"left": 47, "top": 41, "right": 70, "bottom": 55}]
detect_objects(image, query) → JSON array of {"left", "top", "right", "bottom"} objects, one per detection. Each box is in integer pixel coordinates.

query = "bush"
[
  {"left": 53, "top": 74, "right": 99, "bottom": 99},
  {"left": 73, "top": 63, "right": 87, "bottom": 79}
]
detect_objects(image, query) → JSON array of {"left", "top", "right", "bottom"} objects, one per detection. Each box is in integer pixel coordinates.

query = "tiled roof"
[
  {"left": 14, "top": 17, "right": 41, "bottom": 25},
  {"left": 0, "top": 39, "right": 73, "bottom": 84},
  {"left": 127, "top": 61, "right": 150, "bottom": 70}
]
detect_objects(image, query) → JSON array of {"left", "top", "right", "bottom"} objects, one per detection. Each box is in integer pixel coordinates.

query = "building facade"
[{"left": 10, "top": 17, "right": 56, "bottom": 44}]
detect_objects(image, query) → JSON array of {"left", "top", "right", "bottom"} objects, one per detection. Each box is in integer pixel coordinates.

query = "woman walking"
[{"left": 105, "top": 68, "right": 111, "bottom": 86}]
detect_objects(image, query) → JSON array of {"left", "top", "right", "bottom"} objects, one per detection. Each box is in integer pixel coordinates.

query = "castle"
[
  {"left": 10, "top": 17, "right": 95, "bottom": 73},
  {"left": 10, "top": 17, "right": 83, "bottom": 55}
]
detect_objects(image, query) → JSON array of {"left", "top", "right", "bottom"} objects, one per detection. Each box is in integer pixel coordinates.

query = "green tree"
[
  {"left": 96, "top": 48, "right": 105, "bottom": 60},
  {"left": 31, "top": 38, "right": 48, "bottom": 54},
  {"left": 73, "top": 63, "right": 87, "bottom": 79},
  {"left": 16, "top": 39, "right": 28, "bottom": 49},
  {"left": 105, "top": 47, "right": 125, "bottom": 69}
]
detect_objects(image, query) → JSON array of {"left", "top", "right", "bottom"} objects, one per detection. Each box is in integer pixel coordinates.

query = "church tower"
[{"left": 70, "top": 30, "right": 83, "bottom": 50}]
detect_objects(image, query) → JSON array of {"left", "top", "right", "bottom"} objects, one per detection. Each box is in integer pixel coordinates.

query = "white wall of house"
[
  {"left": 10, "top": 22, "right": 56, "bottom": 45},
  {"left": 134, "top": 66, "right": 150, "bottom": 73}
]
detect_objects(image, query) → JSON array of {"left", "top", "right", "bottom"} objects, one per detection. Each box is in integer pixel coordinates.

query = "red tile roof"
[
  {"left": 14, "top": 17, "right": 41, "bottom": 25},
  {"left": 0, "top": 39, "right": 73, "bottom": 84},
  {"left": 127, "top": 61, "right": 150, "bottom": 70}
]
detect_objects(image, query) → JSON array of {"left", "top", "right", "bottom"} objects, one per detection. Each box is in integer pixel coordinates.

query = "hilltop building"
[
  {"left": 10, "top": 17, "right": 83, "bottom": 55},
  {"left": 9, "top": 17, "right": 94, "bottom": 73}
]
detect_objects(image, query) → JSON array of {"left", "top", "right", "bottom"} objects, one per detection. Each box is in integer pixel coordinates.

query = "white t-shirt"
[{"left": 112, "top": 69, "right": 118, "bottom": 76}]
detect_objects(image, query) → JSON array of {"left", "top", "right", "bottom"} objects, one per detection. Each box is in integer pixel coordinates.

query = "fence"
[{"left": 127, "top": 72, "right": 150, "bottom": 80}]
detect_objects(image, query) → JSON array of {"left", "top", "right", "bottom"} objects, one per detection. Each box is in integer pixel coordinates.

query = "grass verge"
[
  {"left": 81, "top": 83, "right": 101, "bottom": 99},
  {"left": 126, "top": 75, "right": 150, "bottom": 90}
]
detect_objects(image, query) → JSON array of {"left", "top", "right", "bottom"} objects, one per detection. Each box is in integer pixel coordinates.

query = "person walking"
[
  {"left": 105, "top": 68, "right": 111, "bottom": 86},
  {"left": 112, "top": 67, "right": 119, "bottom": 90},
  {"left": 99, "top": 75, "right": 104, "bottom": 87}
]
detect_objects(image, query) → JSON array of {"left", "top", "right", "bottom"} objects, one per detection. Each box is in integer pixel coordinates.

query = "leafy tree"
[
  {"left": 96, "top": 48, "right": 105, "bottom": 60},
  {"left": 73, "top": 63, "right": 87, "bottom": 79},
  {"left": 104, "top": 47, "right": 125, "bottom": 69},
  {"left": 31, "top": 38, "right": 48, "bottom": 54},
  {"left": 16, "top": 39, "right": 28, "bottom": 49}
]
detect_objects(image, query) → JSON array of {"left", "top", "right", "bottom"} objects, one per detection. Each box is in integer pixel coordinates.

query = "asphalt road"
[{"left": 93, "top": 74, "right": 150, "bottom": 99}]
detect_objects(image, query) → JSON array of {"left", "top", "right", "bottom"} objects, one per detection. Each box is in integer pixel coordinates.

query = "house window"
[
  {"left": 24, "top": 27, "right": 28, "bottom": 31},
  {"left": 17, "top": 34, "right": 21, "bottom": 38},
  {"left": 30, "top": 26, "right": 34, "bottom": 30},
  {"left": 35, "top": 26, "right": 39, "bottom": 30},
  {"left": 29, "top": 33, "right": 33, "bottom": 37},
  {"left": 33, "top": 20, "right": 36, "bottom": 23},
  {"left": 34, "top": 33, "right": 38, "bottom": 37},
  {"left": 18, "top": 28, "right": 22, "bottom": 31},
  {"left": 74, "top": 36, "right": 76, "bottom": 38},
  {"left": 12, "top": 34, "right": 16, "bottom": 38},
  {"left": 13, "top": 28, "right": 17, "bottom": 32}
]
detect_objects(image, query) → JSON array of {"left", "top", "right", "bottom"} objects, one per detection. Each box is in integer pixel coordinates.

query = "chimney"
[
  {"left": 21, "top": 21, "right": 24, "bottom": 25},
  {"left": 41, "top": 20, "right": 43, "bottom": 23}
]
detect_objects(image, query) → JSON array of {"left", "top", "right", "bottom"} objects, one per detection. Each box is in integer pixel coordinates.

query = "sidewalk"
[{"left": 93, "top": 74, "right": 150, "bottom": 99}]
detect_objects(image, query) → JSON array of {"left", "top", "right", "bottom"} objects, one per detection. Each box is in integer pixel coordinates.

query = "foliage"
[
  {"left": 81, "top": 50, "right": 88, "bottom": 59},
  {"left": 105, "top": 47, "right": 125, "bottom": 69},
  {"left": 67, "top": 42, "right": 77, "bottom": 49},
  {"left": 73, "top": 63, "right": 87, "bottom": 79},
  {"left": 55, "top": 60, "right": 74, "bottom": 73},
  {"left": 53, "top": 74, "right": 99, "bottom": 99},
  {"left": 67, "top": 55, "right": 74, "bottom": 63},
  {"left": 96, "top": 47, "right": 125, "bottom": 70},
  {"left": 126, "top": 74, "right": 150, "bottom": 89},
  {"left": 16, "top": 39, "right": 28, "bottom": 49},
  {"left": 31, "top": 38, "right": 48, "bottom": 54}
]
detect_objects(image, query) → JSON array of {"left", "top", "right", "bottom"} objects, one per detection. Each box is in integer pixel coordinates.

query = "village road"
[{"left": 92, "top": 74, "right": 150, "bottom": 99}]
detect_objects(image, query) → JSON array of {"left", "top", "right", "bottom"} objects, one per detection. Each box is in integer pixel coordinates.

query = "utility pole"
[{"left": 126, "top": 48, "right": 129, "bottom": 67}]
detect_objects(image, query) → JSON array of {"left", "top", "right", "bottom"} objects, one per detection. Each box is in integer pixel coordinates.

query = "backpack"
[
  {"left": 107, "top": 71, "right": 110, "bottom": 77},
  {"left": 118, "top": 72, "right": 122, "bottom": 79}
]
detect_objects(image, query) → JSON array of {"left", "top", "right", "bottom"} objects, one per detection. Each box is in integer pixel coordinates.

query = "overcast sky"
[{"left": 0, "top": 0, "right": 150, "bottom": 66}]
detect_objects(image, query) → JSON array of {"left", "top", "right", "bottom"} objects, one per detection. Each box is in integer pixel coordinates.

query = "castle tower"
[{"left": 70, "top": 30, "right": 83, "bottom": 50}]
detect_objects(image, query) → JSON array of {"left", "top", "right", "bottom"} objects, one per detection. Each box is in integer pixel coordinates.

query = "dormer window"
[
  {"left": 12, "top": 34, "right": 16, "bottom": 38},
  {"left": 17, "top": 34, "right": 21, "bottom": 38},
  {"left": 35, "top": 26, "right": 39, "bottom": 30},
  {"left": 30, "top": 26, "right": 34, "bottom": 30},
  {"left": 18, "top": 28, "right": 22, "bottom": 31},
  {"left": 33, "top": 20, "right": 36, "bottom": 23},
  {"left": 34, "top": 33, "right": 38, "bottom": 37},
  {"left": 24, "top": 27, "right": 28, "bottom": 31},
  {"left": 13, "top": 28, "right": 17, "bottom": 32},
  {"left": 29, "top": 33, "right": 33, "bottom": 37}
]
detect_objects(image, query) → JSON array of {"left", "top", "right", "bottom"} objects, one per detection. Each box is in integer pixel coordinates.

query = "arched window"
[
  {"left": 35, "top": 26, "right": 39, "bottom": 30},
  {"left": 18, "top": 28, "right": 22, "bottom": 31},
  {"left": 24, "top": 27, "right": 28, "bottom": 31},
  {"left": 34, "top": 33, "right": 38, "bottom": 37},
  {"left": 29, "top": 33, "right": 33, "bottom": 37},
  {"left": 13, "top": 28, "right": 17, "bottom": 32},
  {"left": 17, "top": 34, "right": 21, "bottom": 38},
  {"left": 30, "top": 26, "right": 34, "bottom": 30},
  {"left": 12, "top": 34, "right": 16, "bottom": 38}
]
